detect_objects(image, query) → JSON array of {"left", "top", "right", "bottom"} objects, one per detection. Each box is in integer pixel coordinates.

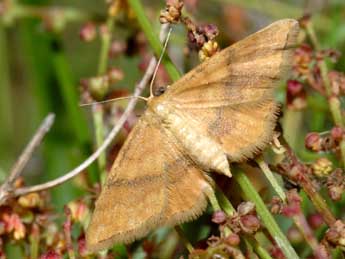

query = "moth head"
[{"left": 153, "top": 85, "right": 167, "bottom": 97}]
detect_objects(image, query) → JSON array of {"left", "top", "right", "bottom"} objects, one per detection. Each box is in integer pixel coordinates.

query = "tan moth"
[{"left": 86, "top": 19, "right": 299, "bottom": 252}]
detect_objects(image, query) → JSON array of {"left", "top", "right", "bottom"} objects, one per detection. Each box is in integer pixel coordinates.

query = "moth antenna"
[
  {"left": 149, "top": 27, "right": 173, "bottom": 98},
  {"left": 80, "top": 96, "right": 148, "bottom": 107}
]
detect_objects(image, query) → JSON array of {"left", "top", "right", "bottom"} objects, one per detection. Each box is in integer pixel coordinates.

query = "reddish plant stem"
[{"left": 278, "top": 136, "right": 336, "bottom": 226}]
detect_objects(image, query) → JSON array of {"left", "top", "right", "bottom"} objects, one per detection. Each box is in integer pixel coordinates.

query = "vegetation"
[{"left": 1, "top": 0, "right": 345, "bottom": 258}]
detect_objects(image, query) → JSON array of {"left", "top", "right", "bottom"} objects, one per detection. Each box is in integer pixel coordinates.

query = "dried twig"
[
  {"left": 10, "top": 24, "right": 171, "bottom": 199},
  {"left": 0, "top": 113, "right": 55, "bottom": 205}
]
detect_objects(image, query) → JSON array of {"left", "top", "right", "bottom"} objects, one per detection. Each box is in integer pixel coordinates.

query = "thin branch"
[
  {"left": 12, "top": 24, "right": 171, "bottom": 198},
  {"left": 0, "top": 113, "right": 55, "bottom": 204}
]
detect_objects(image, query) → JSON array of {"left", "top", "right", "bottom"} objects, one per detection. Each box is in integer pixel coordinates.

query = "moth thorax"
[{"left": 154, "top": 103, "right": 170, "bottom": 117}]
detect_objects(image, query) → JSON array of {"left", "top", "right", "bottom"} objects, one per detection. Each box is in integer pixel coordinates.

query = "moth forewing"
[
  {"left": 86, "top": 112, "right": 210, "bottom": 252},
  {"left": 163, "top": 19, "right": 299, "bottom": 162},
  {"left": 86, "top": 19, "right": 300, "bottom": 252}
]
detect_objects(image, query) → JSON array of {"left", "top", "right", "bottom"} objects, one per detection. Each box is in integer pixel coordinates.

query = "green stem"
[
  {"left": 29, "top": 224, "right": 40, "bottom": 259},
  {"left": 174, "top": 226, "right": 194, "bottom": 253},
  {"left": 233, "top": 169, "right": 299, "bottom": 259},
  {"left": 93, "top": 16, "right": 115, "bottom": 183},
  {"left": 206, "top": 187, "right": 221, "bottom": 211},
  {"left": 93, "top": 105, "right": 106, "bottom": 184},
  {"left": 257, "top": 159, "right": 322, "bottom": 256},
  {"left": 246, "top": 236, "right": 273, "bottom": 259},
  {"left": 127, "top": 0, "right": 180, "bottom": 81},
  {"left": 256, "top": 157, "right": 286, "bottom": 201},
  {"left": 215, "top": 186, "right": 235, "bottom": 215},
  {"left": 97, "top": 17, "right": 115, "bottom": 76}
]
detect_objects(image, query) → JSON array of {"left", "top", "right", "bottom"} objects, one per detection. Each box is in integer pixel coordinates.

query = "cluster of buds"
[
  {"left": 0, "top": 186, "right": 65, "bottom": 257},
  {"left": 191, "top": 234, "right": 244, "bottom": 259},
  {"left": 62, "top": 200, "right": 92, "bottom": 258},
  {"left": 270, "top": 189, "right": 303, "bottom": 218},
  {"left": 194, "top": 203, "right": 261, "bottom": 258},
  {"left": 307, "top": 213, "right": 324, "bottom": 230},
  {"left": 183, "top": 17, "right": 219, "bottom": 61},
  {"left": 291, "top": 40, "right": 341, "bottom": 100},
  {"left": 223, "top": 202, "right": 261, "bottom": 235},
  {"left": 326, "top": 168, "right": 345, "bottom": 201},
  {"left": 0, "top": 185, "right": 95, "bottom": 258},
  {"left": 39, "top": 250, "right": 62, "bottom": 259},
  {"left": 270, "top": 196, "right": 284, "bottom": 214},
  {"left": 276, "top": 158, "right": 308, "bottom": 184},
  {"left": 305, "top": 127, "right": 344, "bottom": 152},
  {"left": 80, "top": 67, "right": 124, "bottom": 102},
  {"left": 282, "top": 189, "right": 302, "bottom": 217},
  {"left": 79, "top": 22, "right": 97, "bottom": 42},
  {"left": 159, "top": 0, "right": 184, "bottom": 24},
  {"left": 109, "top": 40, "right": 127, "bottom": 58},
  {"left": 329, "top": 71, "right": 345, "bottom": 96},
  {"left": 159, "top": 0, "right": 219, "bottom": 61},
  {"left": 199, "top": 40, "right": 219, "bottom": 61},
  {"left": 293, "top": 44, "right": 314, "bottom": 78},
  {"left": 311, "top": 157, "right": 333, "bottom": 178},
  {"left": 286, "top": 79, "right": 307, "bottom": 110},
  {"left": 325, "top": 220, "right": 345, "bottom": 247}
]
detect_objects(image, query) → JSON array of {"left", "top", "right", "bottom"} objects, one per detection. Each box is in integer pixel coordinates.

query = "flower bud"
[
  {"left": 224, "top": 233, "right": 240, "bottom": 246},
  {"left": 89, "top": 76, "right": 109, "bottom": 101},
  {"left": 287, "top": 227, "right": 303, "bottom": 244},
  {"left": 18, "top": 193, "right": 42, "bottom": 208},
  {"left": 240, "top": 215, "right": 260, "bottom": 234},
  {"left": 199, "top": 40, "right": 219, "bottom": 61},
  {"left": 79, "top": 22, "right": 96, "bottom": 42},
  {"left": 331, "top": 126, "right": 344, "bottom": 142},
  {"left": 308, "top": 213, "right": 324, "bottom": 229},
  {"left": 39, "top": 250, "right": 62, "bottom": 259},
  {"left": 305, "top": 132, "right": 322, "bottom": 152},
  {"left": 211, "top": 210, "right": 227, "bottom": 224},
  {"left": 237, "top": 201, "right": 255, "bottom": 216},
  {"left": 312, "top": 157, "right": 333, "bottom": 177}
]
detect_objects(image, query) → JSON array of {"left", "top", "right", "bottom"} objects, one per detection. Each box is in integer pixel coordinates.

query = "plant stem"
[
  {"left": 174, "top": 226, "right": 194, "bottom": 253},
  {"left": 256, "top": 157, "right": 286, "bottom": 201},
  {"left": 127, "top": 0, "right": 180, "bottom": 81},
  {"left": 215, "top": 186, "right": 235, "bottom": 215},
  {"left": 281, "top": 137, "right": 336, "bottom": 226},
  {"left": 246, "top": 236, "right": 273, "bottom": 259},
  {"left": 93, "top": 16, "right": 115, "bottom": 183},
  {"left": 233, "top": 168, "right": 299, "bottom": 259},
  {"left": 257, "top": 158, "right": 323, "bottom": 257},
  {"left": 306, "top": 22, "right": 345, "bottom": 168},
  {"left": 97, "top": 17, "right": 115, "bottom": 76}
]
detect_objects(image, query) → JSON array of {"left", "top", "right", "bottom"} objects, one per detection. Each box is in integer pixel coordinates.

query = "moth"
[{"left": 86, "top": 19, "right": 299, "bottom": 251}]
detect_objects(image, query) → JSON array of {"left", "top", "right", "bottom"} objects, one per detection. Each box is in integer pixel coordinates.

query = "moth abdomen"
[{"left": 154, "top": 105, "right": 231, "bottom": 177}]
